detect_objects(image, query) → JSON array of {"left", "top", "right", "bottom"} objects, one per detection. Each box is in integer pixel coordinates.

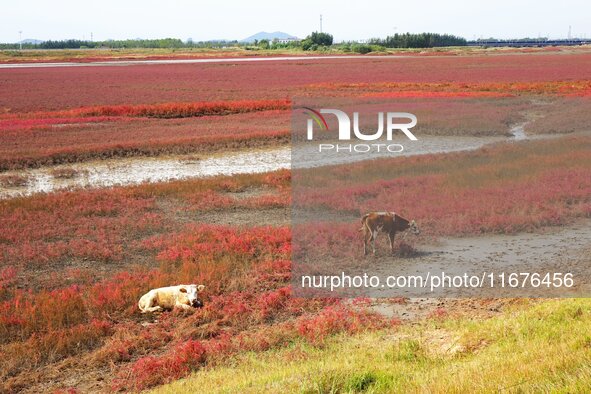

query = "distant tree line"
[
  {"left": 0, "top": 38, "right": 239, "bottom": 50},
  {"left": 0, "top": 38, "right": 191, "bottom": 50},
  {"left": 0, "top": 32, "right": 467, "bottom": 51},
  {"left": 0, "top": 34, "right": 333, "bottom": 51},
  {"left": 369, "top": 33, "right": 466, "bottom": 48}
]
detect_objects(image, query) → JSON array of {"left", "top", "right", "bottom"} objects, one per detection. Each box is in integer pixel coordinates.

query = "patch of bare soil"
[
  {"left": 363, "top": 219, "right": 591, "bottom": 298},
  {"left": 363, "top": 297, "right": 530, "bottom": 323},
  {"left": 348, "top": 220, "right": 591, "bottom": 322},
  {"left": 13, "top": 360, "right": 111, "bottom": 394}
]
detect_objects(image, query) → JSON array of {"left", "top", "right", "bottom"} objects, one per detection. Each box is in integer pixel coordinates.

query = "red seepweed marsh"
[{"left": 1, "top": 44, "right": 591, "bottom": 392}]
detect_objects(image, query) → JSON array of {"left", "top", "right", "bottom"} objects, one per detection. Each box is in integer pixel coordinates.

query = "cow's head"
[
  {"left": 409, "top": 220, "right": 420, "bottom": 235},
  {"left": 179, "top": 284, "right": 205, "bottom": 308}
]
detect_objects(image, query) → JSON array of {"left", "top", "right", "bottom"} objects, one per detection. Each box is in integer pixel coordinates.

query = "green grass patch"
[{"left": 153, "top": 299, "right": 591, "bottom": 393}]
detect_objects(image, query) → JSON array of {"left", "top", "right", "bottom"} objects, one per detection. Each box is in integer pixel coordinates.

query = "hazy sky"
[{"left": 1, "top": 0, "right": 589, "bottom": 43}]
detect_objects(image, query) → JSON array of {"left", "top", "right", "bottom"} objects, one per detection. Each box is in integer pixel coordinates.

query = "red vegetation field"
[
  {"left": 311, "top": 80, "right": 591, "bottom": 97},
  {"left": 1, "top": 50, "right": 591, "bottom": 391},
  {"left": 2, "top": 54, "right": 591, "bottom": 171},
  {"left": 0, "top": 93, "right": 586, "bottom": 171},
  {"left": 0, "top": 96, "right": 533, "bottom": 171},
  {"left": 0, "top": 171, "right": 290, "bottom": 272},
  {"left": 2, "top": 99, "right": 289, "bottom": 120},
  {"left": 0, "top": 108, "right": 289, "bottom": 170},
  {"left": 2, "top": 54, "right": 591, "bottom": 113}
]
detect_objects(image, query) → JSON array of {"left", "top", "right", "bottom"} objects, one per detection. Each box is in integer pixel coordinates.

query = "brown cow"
[{"left": 361, "top": 212, "right": 420, "bottom": 256}]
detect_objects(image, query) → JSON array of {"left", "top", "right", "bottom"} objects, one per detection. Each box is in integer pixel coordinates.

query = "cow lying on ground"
[
  {"left": 361, "top": 211, "right": 420, "bottom": 256},
  {"left": 138, "top": 284, "right": 205, "bottom": 313}
]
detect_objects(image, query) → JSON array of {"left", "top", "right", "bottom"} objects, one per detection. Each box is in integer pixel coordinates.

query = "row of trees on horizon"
[
  {"left": 368, "top": 32, "right": 466, "bottom": 48},
  {"left": 0, "top": 32, "right": 468, "bottom": 51}
]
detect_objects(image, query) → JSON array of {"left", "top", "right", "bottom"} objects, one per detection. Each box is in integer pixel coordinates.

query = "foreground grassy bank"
[{"left": 155, "top": 298, "right": 591, "bottom": 393}]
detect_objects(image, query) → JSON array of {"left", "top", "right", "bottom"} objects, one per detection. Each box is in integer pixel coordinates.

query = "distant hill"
[
  {"left": 19, "top": 39, "right": 44, "bottom": 44},
  {"left": 241, "top": 31, "right": 298, "bottom": 43}
]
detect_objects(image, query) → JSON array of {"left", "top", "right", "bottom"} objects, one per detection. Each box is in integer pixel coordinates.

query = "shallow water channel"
[{"left": 0, "top": 130, "right": 557, "bottom": 199}]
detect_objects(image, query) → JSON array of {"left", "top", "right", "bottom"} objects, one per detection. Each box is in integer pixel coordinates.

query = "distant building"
[{"left": 275, "top": 37, "right": 300, "bottom": 44}]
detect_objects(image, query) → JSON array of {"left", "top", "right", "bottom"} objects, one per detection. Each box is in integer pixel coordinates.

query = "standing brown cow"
[{"left": 361, "top": 212, "right": 420, "bottom": 255}]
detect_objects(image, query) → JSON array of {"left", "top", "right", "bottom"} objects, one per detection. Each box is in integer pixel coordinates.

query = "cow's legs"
[
  {"left": 141, "top": 305, "right": 163, "bottom": 313},
  {"left": 388, "top": 232, "right": 396, "bottom": 254},
  {"left": 362, "top": 227, "right": 367, "bottom": 255},
  {"left": 362, "top": 221, "right": 371, "bottom": 256},
  {"left": 362, "top": 228, "right": 376, "bottom": 256},
  {"left": 363, "top": 227, "right": 371, "bottom": 256}
]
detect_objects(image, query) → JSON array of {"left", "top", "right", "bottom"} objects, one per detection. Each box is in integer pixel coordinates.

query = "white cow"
[{"left": 138, "top": 284, "right": 205, "bottom": 313}]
